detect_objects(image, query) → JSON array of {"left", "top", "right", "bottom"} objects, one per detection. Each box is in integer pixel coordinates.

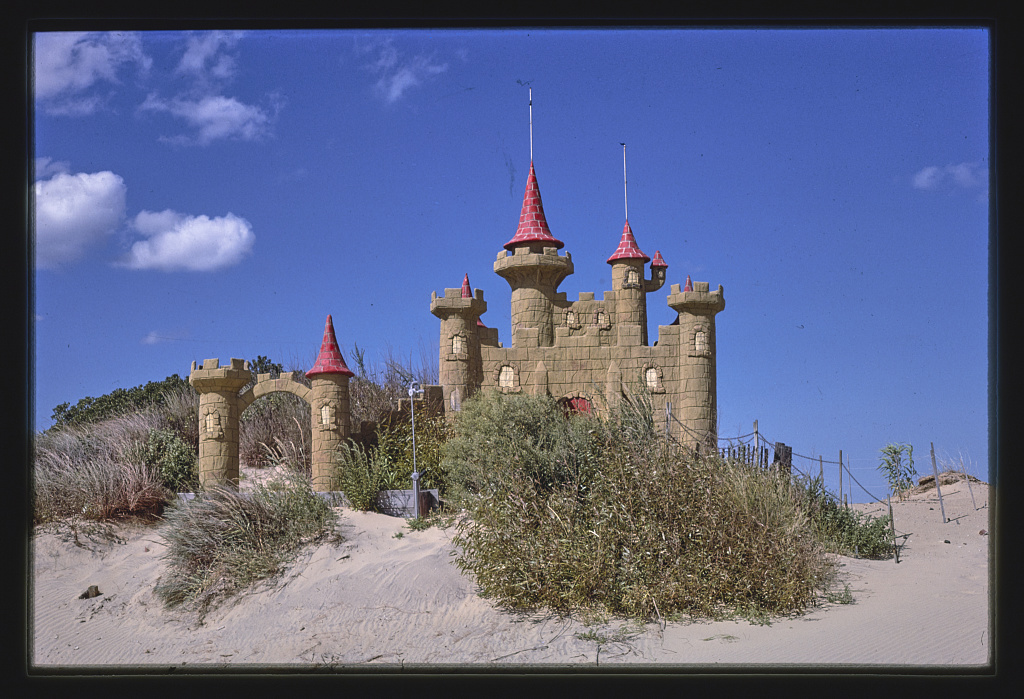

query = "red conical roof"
[
  {"left": 461, "top": 273, "right": 472, "bottom": 298},
  {"left": 684, "top": 275, "right": 693, "bottom": 292},
  {"left": 606, "top": 221, "right": 650, "bottom": 264},
  {"left": 504, "top": 161, "right": 564, "bottom": 251},
  {"left": 307, "top": 314, "right": 354, "bottom": 377},
  {"left": 651, "top": 250, "right": 668, "bottom": 268}
]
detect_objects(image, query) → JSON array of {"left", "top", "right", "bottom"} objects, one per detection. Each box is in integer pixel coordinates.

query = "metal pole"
[
  {"left": 621, "top": 142, "right": 628, "bottom": 221},
  {"left": 840, "top": 450, "right": 845, "bottom": 508},
  {"left": 961, "top": 454, "right": 977, "bottom": 511},
  {"left": 888, "top": 493, "right": 900, "bottom": 564},
  {"left": 753, "top": 420, "right": 759, "bottom": 467},
  {"left": 930, "top": 442, "right": 947, "bottom": 523},
  {"left": 529, "top": 88, "right": 533, "bottom": 162},
  {"left": 409, "top": 381, "right": 424, "bottom": 520}
]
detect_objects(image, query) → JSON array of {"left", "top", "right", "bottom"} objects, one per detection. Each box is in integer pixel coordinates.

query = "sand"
[{"left": 29, "top": 473, "right": 992, "bottom": 671}]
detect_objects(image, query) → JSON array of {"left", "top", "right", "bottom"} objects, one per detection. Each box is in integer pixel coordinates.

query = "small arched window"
[
  {"left": 695, "top": 329, "right": 707, "bottom": 353},
  {"left": 596, "top": 310, "right": 608, "bottom": 326},
  {"left": 321, "top": 404, "right": 335, "bottom": 427},
  {"left": 565, "top": 310, "right": 576, "bottom": 326},
  {"left": 499, "top": 365, "right": 515, "bottom": 388},
  {"left": 450, "top": 388, "right": 460, "bottom": 411},
  {"left": 626, "top": 269, "right": 639, "bottom": 285},
  {"left": 452, "top": 334, "right": 464, "bottom": 355},
  {"left": 645, "top": 367, "right": 660, "bottom": 391}
]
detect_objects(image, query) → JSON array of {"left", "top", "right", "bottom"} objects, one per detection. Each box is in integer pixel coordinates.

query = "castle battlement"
[{"left": 430, "top": 149, "right": 726, "bottom": 450}]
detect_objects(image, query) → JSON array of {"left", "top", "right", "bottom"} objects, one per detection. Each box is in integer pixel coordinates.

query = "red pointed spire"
[
  {"left": 503, "top": 161, "right": 564, "bottom": 251},
  {"left": 651, "top": 250, "right": 668, "bottom": 268},
  {"left": 461, "top": 273, "right": 472, "bottom": 298},
  {"left": 307, "top": 315, "right": 354, "bottom": 378},
  {"left": 684, "top": 275, "right": 693, "bottom": 292},
  {"left": 606, "top": 220, "right": 650, "bottom": 264}
]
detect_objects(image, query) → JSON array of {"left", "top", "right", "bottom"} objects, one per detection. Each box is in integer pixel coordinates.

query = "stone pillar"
[
  {"left": 310, "top": 373, "right": 350, "bottom": 491},
  {"left": 189, "top": 358, "right": 251, "bottom": 490}
]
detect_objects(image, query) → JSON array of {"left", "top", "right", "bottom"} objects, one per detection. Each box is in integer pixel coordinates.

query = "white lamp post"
[{"left": 408, "top": 381, "right": 425, "bottom": 519}]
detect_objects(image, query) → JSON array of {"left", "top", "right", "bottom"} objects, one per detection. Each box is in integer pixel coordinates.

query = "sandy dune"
[{"left": 29, "top": 474, "right": 991, "bottom": 671}]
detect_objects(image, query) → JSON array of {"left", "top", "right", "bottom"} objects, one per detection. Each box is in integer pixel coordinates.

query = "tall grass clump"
[
  {"left": 791, "top": 474, "right": 894, "bottom": 559},
  {"left": 155, "top": 476, "right": 337, "bottom": 611},
  {"left": 444, "top": 391, "right": 835, "bottom": 623},
  {"left": 33, "top": 411, "right": 172, "bottom": 524}
]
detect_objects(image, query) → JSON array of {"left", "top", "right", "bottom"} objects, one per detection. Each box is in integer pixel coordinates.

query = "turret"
[
  {"left": 494, "top": 161, "right": 573, "bottom": 347},
  {"left": 306, "top": 314, "right": 355, "bottom": 491},
  {"left": 667, "top": 280, "right": 726, "bottom": 451},
  {"left": 431, "top": 274, "right": 487, "bottom": 412},
  {"left": 606, "top": 221, "right": 667, "bottom": 346},
  {"left": 190, "top": 357, "right": 252, "bottom": 489}
]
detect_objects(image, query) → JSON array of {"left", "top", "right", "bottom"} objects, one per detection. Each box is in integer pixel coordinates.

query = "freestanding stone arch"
[{"left": 189, "top": 315, "right": 354, "bottom": 492}]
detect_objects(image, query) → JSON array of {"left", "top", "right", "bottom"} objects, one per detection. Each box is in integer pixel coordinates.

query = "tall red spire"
[
  {"left": 651, "top": 250, "right": 668, "bottom": 268},
  {"left": 606, "top": 221, "right": 650, "bottom": 264},
  {"left": 461, "top": 273, "right": 472, "bottom": 298},
  {"left": 306, "top": 314, "right": 354, "bottom": 377},
  {"left": 684, "top": 275, "right": 693, "bottom": 292},
  {"left": 503, "top": 161, "right": 564, "bottom": 251}
]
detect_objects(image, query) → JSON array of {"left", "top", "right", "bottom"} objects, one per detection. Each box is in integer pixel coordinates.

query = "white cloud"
[
  {"left": 34, "top": 157, "right": 70, "bottom": 178},
  {"left": 139, "top": 93, "right": 276, "bottom": 146},
  {"left": 912, "top": 161, "right": 988, "bottom": 191},
  {"left": 362, "top": 38, "right": 448, "bottom": 103},
  {"left": 175, "top": 31, "right": 245, "bottom": 84},
  {"left": 34, "top": 170, "right": 127, "bottom": 269},
  {"left": 120, "top": 210, "right": 254, "bottom": 271},
  {"left": 141, "top": 330, "right": 163, "bottom": 345},
  {"left": 34, "top": 31, "right": 151, "bottom": 115}
]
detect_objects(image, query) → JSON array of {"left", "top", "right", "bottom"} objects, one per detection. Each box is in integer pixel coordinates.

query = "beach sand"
[{"left": 29, "top": 472, "right": 991, "bottom": 671}]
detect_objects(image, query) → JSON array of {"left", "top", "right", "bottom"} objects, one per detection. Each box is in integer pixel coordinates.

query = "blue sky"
[{"left": 31, "top": 27, "right": 991, "bottom": 501}]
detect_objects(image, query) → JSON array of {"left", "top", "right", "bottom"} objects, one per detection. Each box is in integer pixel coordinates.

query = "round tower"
[
  {"left": 305, "top": 314, "right": 354, "bottom": 492},
  {"left": 190, "top": 358, "right": 252, "bottom": 489},
  {"left": 430, "top": 273, "right": 487, "bottom": 412},
  {"left": 667, "top": 280, "right": 726, "bottom": 451},
  {"left": 494, "top": 161, "right": 573, "bottom": 347},
  {"left": 607, "top": 221, "right": 651, "bottom": 346}
]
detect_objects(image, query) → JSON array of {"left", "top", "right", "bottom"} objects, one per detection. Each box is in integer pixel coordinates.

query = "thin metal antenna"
[
  {"left": 620, "top": 142, "right": 628, "bottom": 221},
  {"left": 529, "top": 88, "right": 533, "bottom": 162}
]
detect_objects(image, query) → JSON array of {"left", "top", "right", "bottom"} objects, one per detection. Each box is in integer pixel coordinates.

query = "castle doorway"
[{"left": 559, "top": 395, "right": 592, "bottom": 415}]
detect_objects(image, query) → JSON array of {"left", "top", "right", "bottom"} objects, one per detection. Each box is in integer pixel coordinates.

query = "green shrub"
[
  {"left": 333, "top": 441, "right": 385, "bottom": 510},
  {"left": 144, "top": 428, "right": 199, "bottom": 493},
  {"left": 49, "top": 374, "right": 194, "bottom": 430},
  {"left": 878, "top": 443, "right": 917, "bottom": 500},
  {"left": 791, "top": 474, "right": 893, "bottom": 559},
  {"left": 155, "top": 477, "right": 337, "bottom": 612},
  {"left": 445, "top": 391, "right": 834, "bottom": 622}
]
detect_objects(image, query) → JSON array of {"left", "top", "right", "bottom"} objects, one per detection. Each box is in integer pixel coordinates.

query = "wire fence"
[{"left": 662, "top": 407, "right": 893, "bottom": 507}]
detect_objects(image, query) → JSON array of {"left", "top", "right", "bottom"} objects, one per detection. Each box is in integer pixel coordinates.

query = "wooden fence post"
[
  {"left": 961, "top": 455, "right": 977, "bottom": 511},
  {"left": 819, "top": 455, "right": 823, "bottom": 484},
  {"left": 930, "top": 442, "right": 947, "bottom": 523},
  {"left": 753, "top": 420, "right": 759, "bottom": 467},
  {"left": 840, "top": 450, "right": 845, "bottom": 508},
  {"left": 888, "top": 493, "right": 900, "bottom": 564}
]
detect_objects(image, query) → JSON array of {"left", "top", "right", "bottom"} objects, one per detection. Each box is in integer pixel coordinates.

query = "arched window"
[
  {"left": 645, "top": 367, "right": 660, "bottom": 391},
  {"left": 452, "top": 334, "right": 464, "bottom": 355},
  {"left": 565, "top": 310, "right": 576, "bottom": 326},
  {"left": 695, "top": 329, "right": 707, "bottom": 354},
  {"left": 321, "top": 404, "right": 336, "bottom": 428},
  {"left": 498, "top": 365, "right": 515, "bottom": 388},
  {"left": 596, "top": 310, "right": 608, "bottom": 326},
  {"left": 450, "top": 388, "right": 460, "bottom": 412},
  {"left": 626, "top": 268, "right": 639, "bottom": 285}
]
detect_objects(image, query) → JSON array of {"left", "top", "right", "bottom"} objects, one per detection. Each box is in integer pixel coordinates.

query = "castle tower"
[
  {"left": 606, "top": 222, "right": 667, "bottom": 346},
  {"left": 494, "top": 161, "right": 573, "bottom": 347},
  {"left": 431, "top": 273, "right": 486, "bottom": 412},
  {"left": 190, "top": 358, "right": 252, "bottom": 489},
  {"left": 306, "top": 314, "right": 354, "bottom": 491},
  {"left": 667, "top": 280, "right": 726, "bottom": 451}
]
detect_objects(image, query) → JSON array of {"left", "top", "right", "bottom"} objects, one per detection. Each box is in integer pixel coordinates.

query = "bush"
[
  {"left": 144, "top": 428, "right": 199, "bottom": 493},
  {"left": 33, "top": 413, "right": 172, "bottom": 523},
  {"left": 154, "top": 477, "right": 337, "bottom": 612},
  {"left": 878, "top": 443, "right": 917, "bottom": 500},
  {"left": 791, "top": 474, "right": 893, "bottom": 560},
  {"left": 49, "top": 374, "right": 194, "bottom": 430},
  {"left": 333, "top": 441, "right": 385, "bottom": 511},
  {"left": 444, "top": 391, "right": 834, "bottom": 622}
]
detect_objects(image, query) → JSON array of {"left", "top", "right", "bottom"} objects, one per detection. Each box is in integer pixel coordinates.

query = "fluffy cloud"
[
  {"left": 361, "top": 38, "right": 448, "bottom": 103},
  {"left": 912, "top": 162, "right": 988, "bottom": 191},
  {"left": 175, "top": 30, "right": 245, "bottom": 82},
  {"left": 34, "top": 32, "right": 151, "bottom": 115},
  {"left": 139, "top": 93, "right": 277, "bottom": 146},
  {"left": 34, "top": 170, "right": 127, "bottom": 269},
  {"left": 120, "top": 209, "right": 254, "bottom": 271}
]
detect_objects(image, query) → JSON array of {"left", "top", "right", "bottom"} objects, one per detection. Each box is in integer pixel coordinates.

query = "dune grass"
[{"left": 154, "top": 477, "right": 338, "bottom": 612}]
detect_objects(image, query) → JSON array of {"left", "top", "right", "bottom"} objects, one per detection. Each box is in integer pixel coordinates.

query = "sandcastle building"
[{"left": 431, "top": 159, "right": 725, "bottom": 449}]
